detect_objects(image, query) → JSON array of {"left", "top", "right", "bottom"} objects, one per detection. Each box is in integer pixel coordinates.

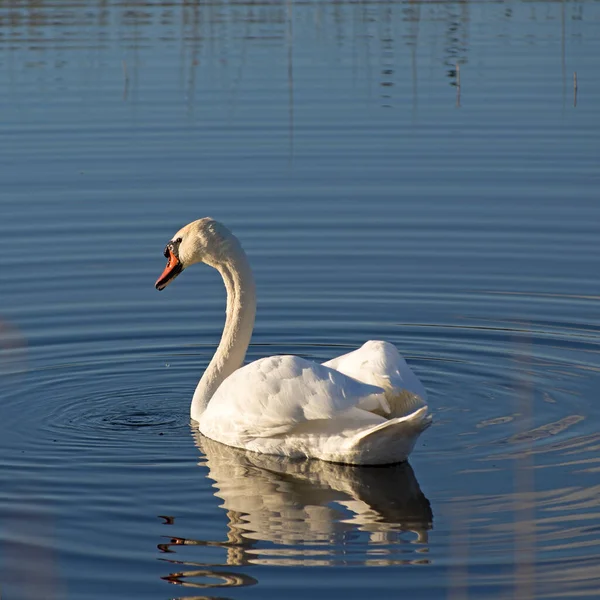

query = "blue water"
[{"left": 1, "top": 0, "right": 600, "bottom": 598}]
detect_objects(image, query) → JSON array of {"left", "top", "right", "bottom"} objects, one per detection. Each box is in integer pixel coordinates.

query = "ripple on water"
[
  {"left": 413, "top": 305, "right": 599, "bottom": 466},
  {"left": 3, "top": 356, "right": 192, "bottom": 462}
]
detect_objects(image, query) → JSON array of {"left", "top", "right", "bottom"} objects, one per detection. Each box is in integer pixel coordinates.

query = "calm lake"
[{"left": 1, "top": 0, "right": 599, "bottom": 598}]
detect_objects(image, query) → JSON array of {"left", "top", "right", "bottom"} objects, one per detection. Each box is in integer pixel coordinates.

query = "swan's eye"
[{"left": 174, "top": 237, "right": 182, "bottom": 244}]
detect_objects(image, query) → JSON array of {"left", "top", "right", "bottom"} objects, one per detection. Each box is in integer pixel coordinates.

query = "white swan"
[{"left": 155, "top": 218, "right": 431, "bottom": 465}]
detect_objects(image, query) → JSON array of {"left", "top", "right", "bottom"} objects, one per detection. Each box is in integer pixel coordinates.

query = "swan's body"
[{"left": 156, "top": 218, "right": 431, "bottom": 465}]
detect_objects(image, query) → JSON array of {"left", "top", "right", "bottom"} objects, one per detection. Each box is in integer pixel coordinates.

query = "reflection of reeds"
[
  {"left": 286, "top": 0, "right": 295, "bottom": 160},
  {"left": 0, "top": 319, "right": 27, "bottom": 377},
  {"left": 447, "top": 332, "right": 540, "bottom": 599},
  {"left": 513, "top": 331, "right": 536, "bottom": 600},
  {"left": 1, "top": 0, "right": 586, "bottom": 117},
  {"left": 1, "top": 511, "right": 65, "bottom": 599},
  {"left": 122, "top": 59, "right": 130, "bottom": 101},
  {"left": 448, "top": 500, "right": 469, "bottom": 600}
]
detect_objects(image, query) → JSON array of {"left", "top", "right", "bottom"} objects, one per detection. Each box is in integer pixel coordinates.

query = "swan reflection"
[{"left": 161, "top": 432, "right": 432, "bottom": 588}]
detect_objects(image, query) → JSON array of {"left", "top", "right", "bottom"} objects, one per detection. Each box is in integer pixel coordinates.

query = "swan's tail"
[{"left": 348, "top": 407, "right": 432, "bottom": 465}]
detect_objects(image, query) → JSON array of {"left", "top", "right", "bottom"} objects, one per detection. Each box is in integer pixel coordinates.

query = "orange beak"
[{"left": 155, "top": 248, "right": 183, "bottom": 291}]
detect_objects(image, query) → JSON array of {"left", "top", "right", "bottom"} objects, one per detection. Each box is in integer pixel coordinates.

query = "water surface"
[{"left": 1, "top": 0, "right": 600, "bottom": 598}]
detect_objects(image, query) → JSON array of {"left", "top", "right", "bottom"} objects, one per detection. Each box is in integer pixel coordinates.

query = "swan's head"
[{"left": 155, "top": 218, "right": 240, "bottom": 290}]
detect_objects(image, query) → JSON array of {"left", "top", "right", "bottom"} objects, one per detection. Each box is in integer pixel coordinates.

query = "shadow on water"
[{"left": 157, "top": 432, "right": 432, "bottom": 591}]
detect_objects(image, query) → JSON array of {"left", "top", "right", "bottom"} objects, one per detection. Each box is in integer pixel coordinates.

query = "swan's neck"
[{"left": 191, "top": 247, "right": 256, "bottom": 421}]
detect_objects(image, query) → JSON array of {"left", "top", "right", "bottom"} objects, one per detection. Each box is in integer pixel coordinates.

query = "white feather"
[{"left": 323, "top": 340, "right": 428, "bottom": 417}]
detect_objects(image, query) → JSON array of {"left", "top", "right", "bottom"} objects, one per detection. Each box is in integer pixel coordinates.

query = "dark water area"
[{"left": 1, "top": 0, "right": 600, "bottom": 598}]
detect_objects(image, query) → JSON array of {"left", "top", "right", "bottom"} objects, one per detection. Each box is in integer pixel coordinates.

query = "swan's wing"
[
  {"left": 323, "top": 340, "right": 428, "bottom": 416},
  {"left": 200, "top": 355, "right": 388, "bottom": 442}
]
